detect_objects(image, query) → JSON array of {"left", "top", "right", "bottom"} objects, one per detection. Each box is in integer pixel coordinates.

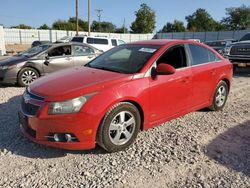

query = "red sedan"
[{"left": 19, "top": 40, "right": 232, "bottom": 152}]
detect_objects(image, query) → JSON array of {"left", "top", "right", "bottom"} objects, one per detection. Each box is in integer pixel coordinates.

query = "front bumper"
[
  {"left": 18, "top": 102, "right": 99, "bottom": 150},
  {"left": 0, "top": 68, "right": 18, "bottom": 84}
]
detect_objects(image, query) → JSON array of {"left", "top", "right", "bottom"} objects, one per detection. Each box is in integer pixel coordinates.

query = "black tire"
[
  {"left": 97, "top": 102, "right": 141, "bottom": 152},
  {"left": 209, "top": 81, "right": 228, "bottom": 111},
  {"left": 18, "top": 67, "right": 39, "bottom": 87}
]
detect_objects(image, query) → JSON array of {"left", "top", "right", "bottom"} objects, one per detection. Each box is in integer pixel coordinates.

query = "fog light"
[
  {"left": 54, "top": 134, "right": 60, "bottom": 142},
  {"left": 65, "top": 134, "right": 72, "bottom": 142}
]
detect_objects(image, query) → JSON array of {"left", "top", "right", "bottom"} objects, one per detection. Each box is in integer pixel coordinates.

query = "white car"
[{"left": 71, "top": 36, "right": 126, "bottom": 51}]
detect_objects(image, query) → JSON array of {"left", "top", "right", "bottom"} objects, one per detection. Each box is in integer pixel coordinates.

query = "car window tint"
[
  {"left": 48, "top": 45, "right": 71, "bottom": 57},
  {"left": 157, "top": 45, "right": 187, "bottom": 69},
  {"left": 189, "top": 44, "right": 210, "bottom": 65},
  {"left": 72, "top": 37, "right": 84, "bottom": 43},
  {"left": 87, "top": 37, "right": 94, "bottom": 44},
  {"left": 74, "top": 45, "right": 94, "bottom": 56},
  {"left": 111, "top": 39, "right": 117, "bottom": 46},
  {"left": 94, "top": 38, "right": 108, "bottom": 45}
]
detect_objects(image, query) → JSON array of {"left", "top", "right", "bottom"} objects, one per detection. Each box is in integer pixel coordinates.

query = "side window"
[
  {"left": 48, "top": 45, "right": 71, "bottom": 57},
  {"left": 156, "top": 45, "right": 187, "bottom": 69},
  {"left": 94, "top": 38, "right": 108, "bottom": 45},
  {"left": 87, "top": 37, "right": 94, "bottom": 44},
  {"left": 73, "top": 45, "right": 94, "bottom": 56},
  {"left": 118, "top": 40, "right": 126, "bottom": 45},
  {"left": 208, "top": 50, "right": 220, "bottom": 62},
  {"left": 111, "top": 39, "right": 117, "bottom": 46},
  {"left": 189, "top": 44, "right": 210, "bottom": 65},
  {"left": 72, "top": 37, "right": 84, "bottom": 43}
]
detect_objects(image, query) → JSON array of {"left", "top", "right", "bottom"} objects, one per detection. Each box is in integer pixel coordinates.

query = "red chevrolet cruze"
[{"left": 19, "top": 40, "right": 232, "bottom": 152}]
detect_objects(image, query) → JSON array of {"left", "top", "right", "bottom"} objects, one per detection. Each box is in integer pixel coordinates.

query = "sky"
[{"left": 0, "top": 0, "right": 248, "bottom": 31}]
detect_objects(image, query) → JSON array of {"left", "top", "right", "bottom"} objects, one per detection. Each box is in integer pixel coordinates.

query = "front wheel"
[
  {"left": 97, "top": 102, "right": 141, "bottom": 152},
  {"left": 209, "top": 81, "right": 228, "bottom": 111},
  {"left": 18, "top": 67, "right": 39, "bottom": 87}
]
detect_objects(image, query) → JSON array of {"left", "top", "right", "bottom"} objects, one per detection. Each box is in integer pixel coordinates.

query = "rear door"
[
  {"left": 72, "top": 45, "right": 97, "bottom": 66},
  {"left": 43, "top": 45, "right": 74, "bottom": 74},
  {"left": 187, "top": 44, "right": 219, "bottom": 107}
]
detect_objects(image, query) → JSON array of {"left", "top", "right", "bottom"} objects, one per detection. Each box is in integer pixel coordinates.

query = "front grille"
[
  {"left": 21, "top": 99, "right": 40, "bottom": 116},
  {"left": 230, "top": 45, "right": 250, "bottom": 56},
  {"left": 21, "top": 89, "right": 44, "bottom": 116}
]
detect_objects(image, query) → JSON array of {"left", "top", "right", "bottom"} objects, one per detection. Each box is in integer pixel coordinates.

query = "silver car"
[{"left": 0, "top": 42, "right": 102, "bottom": 86}]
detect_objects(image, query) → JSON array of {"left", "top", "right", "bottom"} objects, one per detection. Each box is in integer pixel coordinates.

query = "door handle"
[
  {"left": 65, "top": 57, "right": 72, "bottom": 61},
  {"left": 176, "top": 76, "right": 190, "bottom": 83},
  {"left": 210, "top": 69, "right": 216, "bottom": 75}
]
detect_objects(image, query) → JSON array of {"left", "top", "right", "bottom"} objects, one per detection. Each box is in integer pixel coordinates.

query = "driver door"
[
  {"left": 148, "top": 44, "right": 193, "bottom": 124},
  {"left": 43, "top": 45, "right": 74, "bottom": 74}
]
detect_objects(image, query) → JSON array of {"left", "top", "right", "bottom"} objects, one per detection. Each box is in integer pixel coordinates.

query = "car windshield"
[
  {"left": 86, "top": 44, "right": 160, "bottom": 74},
  {"left": 19, "top": 44, "right": 51, "bottom": 57}
]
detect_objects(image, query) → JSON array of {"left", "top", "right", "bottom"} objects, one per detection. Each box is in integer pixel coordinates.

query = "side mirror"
[
  {"left": 44, "top": 55, "right": 50, "bottom": 66},
  {"left": 156, "top": 63, "right": 176, "bottom": 75}
]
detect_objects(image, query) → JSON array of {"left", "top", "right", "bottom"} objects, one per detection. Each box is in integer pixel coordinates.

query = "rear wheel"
[
  {"left": 18, "top": 67, "right": 39, "bottom": 87},
  {"left": 97, "top": 102, "right": 141, "bottom": 152},
  {"left": 209, "top": 81, "right": 228, "bottom": 111}
]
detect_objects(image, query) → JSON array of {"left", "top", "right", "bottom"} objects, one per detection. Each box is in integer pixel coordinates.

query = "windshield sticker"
[{"left": 139, "top": 48, "right": 157, "bottom": 53}]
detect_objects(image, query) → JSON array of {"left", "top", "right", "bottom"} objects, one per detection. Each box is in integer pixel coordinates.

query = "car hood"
[
  {"left": 29, "top": 66, "right": 133, "bottom": 101},
  {"left": 0, "top": 55, "right": 29, "bottom": 66}
]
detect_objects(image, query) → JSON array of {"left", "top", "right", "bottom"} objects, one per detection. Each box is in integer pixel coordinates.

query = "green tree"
[
  {"left": 38, "top": 24, "right": 50, "bottom": 30},
  {"left": 91, "top": 21, "right": 116, "bottom": 33},
  {"left": 221, "top": 5, "right": 250, "bottom": 30},
  {"left": 160, "top": 20, "right": 186, "bottom": 32},
  {"left": 52, "top": 20, "right": 75, "bottom": 30},
  {"left": 68, "top": 17, "right": 88, "bottom": 31},
  {"left": 130, "top": 3, "right": 156, "bottom": 33},
  {"left": 115, "top": 27, "right": 128, "bottom": 33},
  {"left": 185, "top": 8, "right": 223, "bottom": 31},
  {"left": 11, "top": 24, "right": 32, "bottom": 29}
]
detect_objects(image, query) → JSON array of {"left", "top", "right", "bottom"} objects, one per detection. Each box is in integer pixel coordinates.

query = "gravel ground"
[{"left": 0, "top": 69, "right": 249, "bottom": 188}]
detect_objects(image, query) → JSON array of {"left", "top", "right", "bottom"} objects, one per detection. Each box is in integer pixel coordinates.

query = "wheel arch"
[
  {"left": 17, "top": 65, "right": 41, "bottom": 77},
  {"left": 221, "top": 78, "right": 230, "bottom": 91},
  {"left": 122, "top": 100, "right": 144, "bottom": 131}
]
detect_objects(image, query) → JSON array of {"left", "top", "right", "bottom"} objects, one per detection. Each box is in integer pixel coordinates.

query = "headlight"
[
  {"left": 224, "top": 46, "right": 231, "bottom": 55},
  {"left": 48, "top": 93, "right": 97, "bottom": 115},
  {"left": 0, "top": 65, "right": 17, "bottom": 70}
]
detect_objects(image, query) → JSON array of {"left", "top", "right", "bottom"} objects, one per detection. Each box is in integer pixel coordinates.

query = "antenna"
[{"left": 95, "top": 9, "right": 103, "bottom": 32}]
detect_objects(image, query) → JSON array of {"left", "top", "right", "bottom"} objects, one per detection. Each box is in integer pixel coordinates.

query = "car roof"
[
  {"left": 129, "top": 39, "right": 198, "bottom": 46},
  {"left": 49, "top": 42, "right": 100, "bottom": 51}
]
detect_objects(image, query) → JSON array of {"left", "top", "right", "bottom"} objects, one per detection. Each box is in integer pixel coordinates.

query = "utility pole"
[
  {"left": 76, "top": 0, "right": 79, "bottom": 36},
  {"left": 123, "top": 18, "right": 126, "bottom": 33},
  {"left": 95, "top": 9, "right": 103, "bottom": 32},
  {"left": 88, "top": 0, "right": 91, "bottom": 36}
]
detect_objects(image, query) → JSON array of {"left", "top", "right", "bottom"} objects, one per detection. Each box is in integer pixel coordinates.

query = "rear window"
[{"left": 72, "top": 37, "right": 84, "bottom": 43}]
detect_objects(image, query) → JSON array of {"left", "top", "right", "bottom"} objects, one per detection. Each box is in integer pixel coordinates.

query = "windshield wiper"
[{"left": 90, "top": 66, "right": 124, "bottom": 73}]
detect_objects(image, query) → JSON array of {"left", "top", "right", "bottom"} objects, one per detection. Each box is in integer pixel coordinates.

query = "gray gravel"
[{"left": 0, "top": 70, "right": 249, "bottom": 188}]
